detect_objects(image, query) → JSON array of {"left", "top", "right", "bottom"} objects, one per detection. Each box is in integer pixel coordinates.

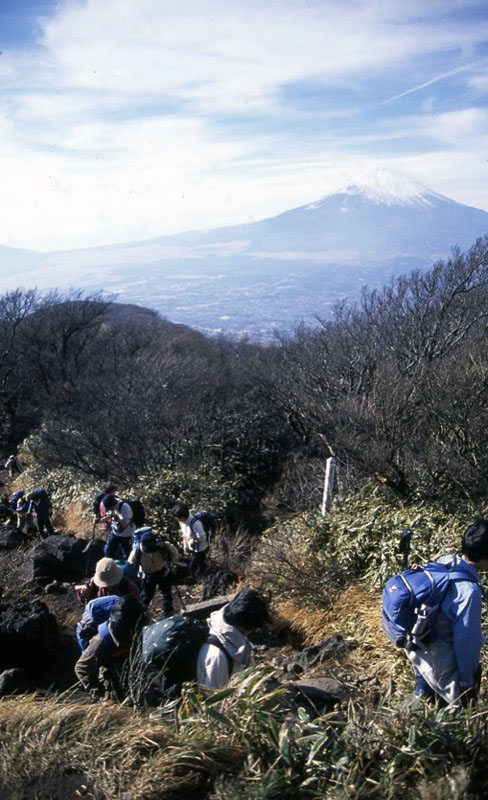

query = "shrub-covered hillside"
[{"left": 1, "top": 236, "right": 488, "bottom": 519}]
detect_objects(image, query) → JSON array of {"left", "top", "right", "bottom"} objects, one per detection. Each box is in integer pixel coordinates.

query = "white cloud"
[
  {"left": 468, "top": 74, "right": 488, "bottom": 94},
  {"left": 0, "top": 0, "right": 487, "bottom": 249},
  {"left": 35, "top": 0, "right": 487, "bottom": 111}
]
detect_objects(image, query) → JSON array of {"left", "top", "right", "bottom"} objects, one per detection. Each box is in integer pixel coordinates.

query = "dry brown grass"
[
  {"left": 0, "top": 695, "right": 245, "bottom": 800},
  {"left": 275, "top": 581, "right": 403, "bottom": 686},
  {"left": 55, "top": 500, "right": 91, "bottom": 537}
]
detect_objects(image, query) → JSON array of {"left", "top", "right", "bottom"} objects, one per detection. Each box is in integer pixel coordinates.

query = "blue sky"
[{"left": 0, "top": 0, "right": 487, "bottom": 251}]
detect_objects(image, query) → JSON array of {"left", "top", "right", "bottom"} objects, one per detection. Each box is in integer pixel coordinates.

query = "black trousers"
[
  {"left": 141, "top": 570, "right": 174, "bottom": 617},
  {"left": 36, "top": 512, "right": 54, "bottom": 538},
  {"left": 189, "top": 549, "right": 207, "bottom": 579}
]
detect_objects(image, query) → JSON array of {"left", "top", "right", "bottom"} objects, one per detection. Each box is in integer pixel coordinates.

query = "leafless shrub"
[{"left": 246, "top": 521, "right": 344, "bottom": 609}]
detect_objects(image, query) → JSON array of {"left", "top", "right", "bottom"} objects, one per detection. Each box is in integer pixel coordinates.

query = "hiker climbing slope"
[
  {"left": 197, "top": 587, "right": 270, "bottom": 689},
  {"left": 92, "top": 482, "right": 117, "bottom": 535},
  {"left": 75, "top": 595, "right": 146, "bottom": 700},
  {"left": 171, "top": 502, "right": 211, "bottom": 579},
  {"left": 102, "top": 492, "right": 136, "bottom": 559},
  {"left": 129, "top": 528, "right": 177, "bottom": 618},
  {"left": 26, "top": 488, "right": 54, "bottom": 538},
  {"left": 76, "top": 557, "right": 140, "bottom": 604}
]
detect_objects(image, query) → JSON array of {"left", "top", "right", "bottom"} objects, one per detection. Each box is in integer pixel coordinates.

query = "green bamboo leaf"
[
  {"left": 203, "top": 686, "right": 236, "bottom": 706},
  {"left": 205, "top": 706, "right": 240, "bottom": 730}
]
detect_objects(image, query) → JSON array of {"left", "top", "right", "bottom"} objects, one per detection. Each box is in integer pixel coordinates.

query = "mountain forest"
[{"left": 1, "top": 235, "right": 488, "bottom": 799}]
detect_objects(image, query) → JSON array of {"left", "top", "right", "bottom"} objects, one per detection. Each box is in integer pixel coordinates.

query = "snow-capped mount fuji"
[
  {"left": 1, "top": 171, "right": 487, "bottom": 337},
  {"left": 326, "top": 169, "right": 447, "bottom": 207},
  {"left": 238, "top": 168, "right": 487, "bottom": 260}
]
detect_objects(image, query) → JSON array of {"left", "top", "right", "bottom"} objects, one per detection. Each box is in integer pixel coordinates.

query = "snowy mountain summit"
[
  {"left": 337, "top": 168, "right": 447, "bottom": 207},
  {"left": 0, "top": 169, "right": 487, "bottom": 337}
]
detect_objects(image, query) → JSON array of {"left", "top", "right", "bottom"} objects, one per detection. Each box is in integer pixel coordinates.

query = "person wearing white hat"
[{"left": 76, "top": 557, "right": 140, "bottom": 604}]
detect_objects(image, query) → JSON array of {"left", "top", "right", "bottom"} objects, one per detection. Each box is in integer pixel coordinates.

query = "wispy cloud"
[{"left": 381, "top": 58, "right": 488, "bottom": 104}]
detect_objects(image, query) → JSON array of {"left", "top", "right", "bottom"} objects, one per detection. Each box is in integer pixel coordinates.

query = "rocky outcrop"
[
  {"left": 30, "top": 535, "right": 104, "bottom": 583},
  {"left": 0, "top": 599, "right": 59, "bottom": 673},
  {"left": 201, "top": 564, "right": 237, "bottom": 599},
  {"left": 0, "top": 528, "right": 24, "bottom": 550},
  {"left": 0, "top": 667, "right": 31, "bottom": 696}
]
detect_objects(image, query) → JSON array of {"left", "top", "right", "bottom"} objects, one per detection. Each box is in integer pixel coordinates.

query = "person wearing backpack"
[
  {"left": 386, "top": 519, "right": 488, "bottom": 707},
  {"left": 102, "top": 493, "right": 136, "bottom": 559},
  {"left": 171, "top": 502, "right": 210, "bottom": 579},
  {"left": 8, "top": 489, "right": 28, "bottom": 531},
  {"left": 197, "top": 586, "right": 270, "bottom": 690},
  {"left": 26, "top": 488, "right": 55, "bottom": 538},
  {"left": 75, "top": 594, "right": 147, "bottom": 700},
  {"left": 92, "top": 482, "right": 117, "bottom": 534},
  {"left": 5, "top": 454, "right": 23, "bottom": 478},
  {"left": 138, "top": 586, "right": 270, "bottom": 702},
  {"left": 128, "top": 528, "right": 177, "bottom": 618},
  {"left": 75, "top": 594, "right": 120, "bottom": 651}
]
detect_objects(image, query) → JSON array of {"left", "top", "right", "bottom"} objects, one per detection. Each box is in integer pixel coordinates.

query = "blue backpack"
[
  {"left": 9, "top": 489, "right": 25, "bottom": 513},
  {"left": 30, "top": 488, "right": 49, "bottom": 500},
  {"left": 382, "top": 559, "right": 479, "bottom": 651},
  {"left": 75, "top": 594, "right": 120, "bottom": 651},
  {"left": 114, "top": 559, "right": 139, "bottom": 585}
]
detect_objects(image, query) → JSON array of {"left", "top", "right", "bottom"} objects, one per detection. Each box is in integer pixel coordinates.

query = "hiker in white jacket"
[{"left": 197, "top": 587, "right": 270, "bottom": 689}]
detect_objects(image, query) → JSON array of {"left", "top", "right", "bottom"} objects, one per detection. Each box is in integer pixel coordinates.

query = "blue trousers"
[{"left": 104, "top": 531, "right": 132, "bottom": 559}]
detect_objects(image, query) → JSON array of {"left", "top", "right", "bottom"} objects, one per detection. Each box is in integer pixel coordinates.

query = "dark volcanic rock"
[
  {"left": 0, "top": 528, "right": 24, "bottom": 550},
  {"left": 0, "top": 667, "right": 31, "bottom": 696},
  {"left": 285, "top": 678, "right": 346, "bottom": 714},
  {"left": 0, "top": 599, "right": 60, "bottom": 673},
  {"left": 31, "top": 534, "right": 104, "bottom": 583},
  {"left": 170, "top": 559, "right": 192, "bottom": 585},
  {"left": 299, "top": 634, "right": 350, "bottom": 669},
  {"left": 201, "top": 564, "right": 237, "bottom": 600},
  {"left": 43, "top": 580, "right": 69, "bottom": 595}
]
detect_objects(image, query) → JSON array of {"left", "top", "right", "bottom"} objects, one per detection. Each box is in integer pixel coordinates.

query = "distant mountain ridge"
[{"left": 2, "top": 170, "right": 488, "bottom": 338}]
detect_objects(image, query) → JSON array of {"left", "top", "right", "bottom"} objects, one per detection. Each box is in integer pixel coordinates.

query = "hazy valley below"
[{"left": 2, "top": 171, "right": 488, "bottom": 338}]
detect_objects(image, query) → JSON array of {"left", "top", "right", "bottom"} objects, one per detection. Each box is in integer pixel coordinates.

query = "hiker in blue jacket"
[
  {"left": 74, "top": 594, "right": 146, "bottom": 699},
  {"left": 407, "top": 519, "right": 488, "bottom": 706},
  {"left": 26, "top": 488, "right": 54, "bottom": 538}
]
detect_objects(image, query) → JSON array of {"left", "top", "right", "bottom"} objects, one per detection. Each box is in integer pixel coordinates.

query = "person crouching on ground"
[
  {"left": 197, "top": 586, "right": 270, "bottom": 690},
  {"left": 75, "top": 594, "right": 147, "bottom": 700}
]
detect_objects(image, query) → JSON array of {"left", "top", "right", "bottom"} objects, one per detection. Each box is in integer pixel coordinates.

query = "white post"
[{"left": 321, "top": 457, "right": 336, "bottom": 515}]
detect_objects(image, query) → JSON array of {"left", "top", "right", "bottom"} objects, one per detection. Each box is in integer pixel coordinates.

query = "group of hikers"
[
  {"left": 3, "top": 460, "right": 488, "bottom": 710},
  {"left": 71, "top": 482, "right": 270, "bottom": 702},
  {"left": 7, "top": 486, "right": 55, "bottom": 538},
  {"left": 77, "top": 491, "right": 488, "bottom": 708}
]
